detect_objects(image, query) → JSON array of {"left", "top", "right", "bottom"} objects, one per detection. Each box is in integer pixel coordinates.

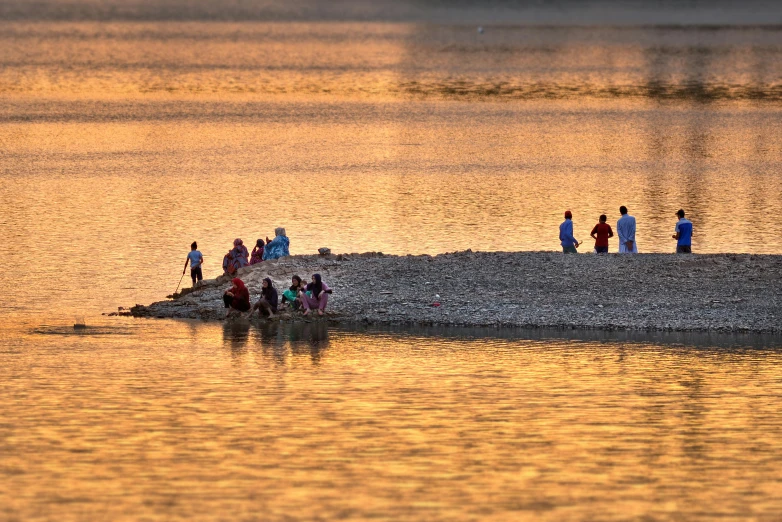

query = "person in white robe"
[{"left": 617, "top": 206, "right": 638, "bottom": 253}]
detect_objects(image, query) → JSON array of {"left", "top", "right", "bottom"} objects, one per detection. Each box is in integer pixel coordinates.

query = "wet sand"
[{"left": 129, "top": 251, "right": 782, "bottom": 333}]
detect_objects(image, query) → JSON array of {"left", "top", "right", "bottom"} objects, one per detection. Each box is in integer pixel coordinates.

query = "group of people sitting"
[
  {"left": 222, "top": 227, "right": 291, "bottom": 275},
  {"left": 222, "top": 273, "right": 333, "bottom": 319}
]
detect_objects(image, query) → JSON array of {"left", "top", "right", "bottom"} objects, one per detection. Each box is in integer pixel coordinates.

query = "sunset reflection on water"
[
  {"left": 1, "top": 321, "right": 781, "bottom": 521},
  {"left": 1, "top": 6, "right": 782, "bottom": 520},
  {"left": 2, "top": 99, "right": 781, "bottom": 323}
]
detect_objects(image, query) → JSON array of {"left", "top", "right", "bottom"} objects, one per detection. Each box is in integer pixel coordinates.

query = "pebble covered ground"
[{"left": 129, "top": 251, "right": 782, "bottom": 333}]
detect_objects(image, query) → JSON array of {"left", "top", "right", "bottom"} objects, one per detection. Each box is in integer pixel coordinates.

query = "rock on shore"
[{"left": 130, "top": 251, "right": 782, "bottom": 333}]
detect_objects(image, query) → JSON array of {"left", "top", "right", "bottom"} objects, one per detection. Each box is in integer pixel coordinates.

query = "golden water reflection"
[
  {"left": 2, "top": 14, "right": 782, "bottom": 522},
  {"left": 2, "top": 100, "right": 782, "bottom": 320},
  {"left": 2, "top": 322, "right": 781, "bottom": 520},
  {"left": 2, "top": 21, "right": 782, "bottom": 325},
  {"left": 1, "top": 23, "right": 781, "bottom": 101}
]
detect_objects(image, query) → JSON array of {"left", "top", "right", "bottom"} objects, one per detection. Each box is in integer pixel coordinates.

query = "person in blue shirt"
[
  {"left": 559, "top": 210, "right": 581, "bottom": 254},
  {"left": 183, "top": 241, "right": 204, "bottom": 287},
  {"left": 672, "top": 209, "right": 693, "bottom": 253}
]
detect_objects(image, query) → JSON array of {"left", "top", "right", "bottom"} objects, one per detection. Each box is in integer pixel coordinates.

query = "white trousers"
[{"left": 618, "top": 240, "right": 638, "bottom": 253}]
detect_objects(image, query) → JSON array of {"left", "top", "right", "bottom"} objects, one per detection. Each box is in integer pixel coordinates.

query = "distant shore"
[{"left": 128, "top": 251, "right": 782, "bottom": 333}]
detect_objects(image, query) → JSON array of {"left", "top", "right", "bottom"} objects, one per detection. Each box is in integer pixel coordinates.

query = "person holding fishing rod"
[{"left": 183, "top": 241, "right": 204, "bottom": 288}]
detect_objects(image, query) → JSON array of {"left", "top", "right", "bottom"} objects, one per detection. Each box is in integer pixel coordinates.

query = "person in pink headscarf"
[{"left": 222, "top": 239, "right": 249, "bottom": 274}]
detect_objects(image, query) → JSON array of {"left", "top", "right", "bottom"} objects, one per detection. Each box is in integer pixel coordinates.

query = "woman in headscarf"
[
  {"left": 223, "top": 250, "right": 233, "bottom": 275},
  {"left": 223, "top": 278, "right": 251, "bottom": 317},
  {"left": 262, "top": 227, "right": 290, "bottom": 261},
  {"left": 281, "top": 275, "right": 306, "bottom": 310},
  {"left": 231, "top": 239, "right": 249, "bottom": 267},
  {"left": 223, "top": 239, "right": 250, "bottom": 274},
  {"left": 247, "top": 277, "right": 278, "bottom": 319},
  {"left": 250, "top": 239, "right": 265, "bottom": 265},
  {"left": 299, "top": 273, "right": 332, "bottom": 316}
]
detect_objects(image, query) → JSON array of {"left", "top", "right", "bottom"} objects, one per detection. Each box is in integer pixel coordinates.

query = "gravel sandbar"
[{"left": 129, "top": 251, "right": 782, "bottom": 333}]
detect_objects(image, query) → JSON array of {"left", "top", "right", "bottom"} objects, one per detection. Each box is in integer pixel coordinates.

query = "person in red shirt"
[
  {"left": 223, "top": 278, "right": 251, "bottom": 317},
  {"left": 590, "top": 214, "right": 614, "bottom": 254}
]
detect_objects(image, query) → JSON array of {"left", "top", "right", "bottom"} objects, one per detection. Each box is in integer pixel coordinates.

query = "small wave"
[{"left": 32, "top": 325, "right": 135, "bottom": 336}]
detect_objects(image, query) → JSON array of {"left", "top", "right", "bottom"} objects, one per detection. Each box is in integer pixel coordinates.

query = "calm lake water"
[
  {"left": 3, "top": 321, "right": 782, "bottom": 521},
  {"left": 1, "top": 1, "right": 782, "bottom": 519}
]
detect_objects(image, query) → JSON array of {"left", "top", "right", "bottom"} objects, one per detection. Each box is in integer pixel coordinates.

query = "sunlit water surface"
[
  {"left": 2, "top": 321, "right": 782, "bottom": 521},
  {"left": 2, "top": 19, "right": 782, "bottom": 322},
  {"left": 2, "top": 3, "right": 782, "bottom": 520}
]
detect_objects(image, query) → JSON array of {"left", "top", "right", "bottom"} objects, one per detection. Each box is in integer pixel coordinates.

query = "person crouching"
[
  {"left": 223, "top": 278, "right": 251, "bottom": 318},
  {"left": 247, "top": 278, "right": 278, "bottom": 319},
  {"left": 300, "top": 274, "right": 332, "bottom": 317},
  {"left": 281, "top": 275, "right": 305, "bottom": 310}
]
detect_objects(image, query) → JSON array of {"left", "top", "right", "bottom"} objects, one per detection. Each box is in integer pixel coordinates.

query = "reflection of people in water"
[
  {"left": 222, "top": 320, "right": 250, "bottom": 358},
  {"left": 256, "top": 320, "right": 281, "bottom": 342},
  {"left": 218, "top": 322, "right": 331, "bottom": 366},
  {"left": 287, "top": 322, "right": 329, "bottom": 364}
]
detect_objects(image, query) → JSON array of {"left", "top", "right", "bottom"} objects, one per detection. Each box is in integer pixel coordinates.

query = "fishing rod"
[{"left": 174, "top": 272, "right": 186, "bottom": 296}]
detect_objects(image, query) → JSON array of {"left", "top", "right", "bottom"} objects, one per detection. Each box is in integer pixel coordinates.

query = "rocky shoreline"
[{"left": 129, "top": 251, "right": 782, "bottom": 333}]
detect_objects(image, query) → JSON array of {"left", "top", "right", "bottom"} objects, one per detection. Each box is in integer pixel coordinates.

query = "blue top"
[
  {"left": 675, "top": 218, "right": 693, "bottom": 246},
  {"left": 616, "top": 214, "right": 636, "bottom": 243},
  {"left": 559, "top": 219, "right": 578, "bottom": 247},
  {"left": 263, "top": 235, "right": 290, "bottom": 260},
  {"left": 187, "top": 250, "right": 203, "bottom": 269}
]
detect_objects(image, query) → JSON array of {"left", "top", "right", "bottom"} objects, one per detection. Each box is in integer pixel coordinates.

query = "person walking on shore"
[
  {"left": 183, "top": 241, "right": 204, "bottom": 288},
  {"left": 617, "top": 206, "right": 638, "bottom": 253},
  {"left": 560, "top": 210, "right": 580, "bottom": 253},
  {"left": 673, "top": 209, "right": 693, "bottom": 253},
  {"left": 590, "top": 214, "right": 614, "bottom": 253},
  {"left": 300, "top": 274, "right": 332, "bottom": 316}
]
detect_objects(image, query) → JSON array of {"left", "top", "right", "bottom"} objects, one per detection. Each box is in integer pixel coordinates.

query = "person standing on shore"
[
  {"left": 590, "top": 214, "right": 613, "bottom": 253},
  {"left": 183, "top": 241, "right": 204, "bottom": 288},
  {"left": 673, "top": 209, "right": 693, "bottom": 253},
  {"left": 617, "top": 206, "right": 638, "bottom": 253},
  {"left": 559, "top": 210, "right": 580, "bottom": 253}
]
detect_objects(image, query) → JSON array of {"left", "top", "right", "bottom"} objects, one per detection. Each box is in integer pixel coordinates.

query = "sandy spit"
[{"left": 128, "top": 251, "right": 782, "bottom": 333}]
